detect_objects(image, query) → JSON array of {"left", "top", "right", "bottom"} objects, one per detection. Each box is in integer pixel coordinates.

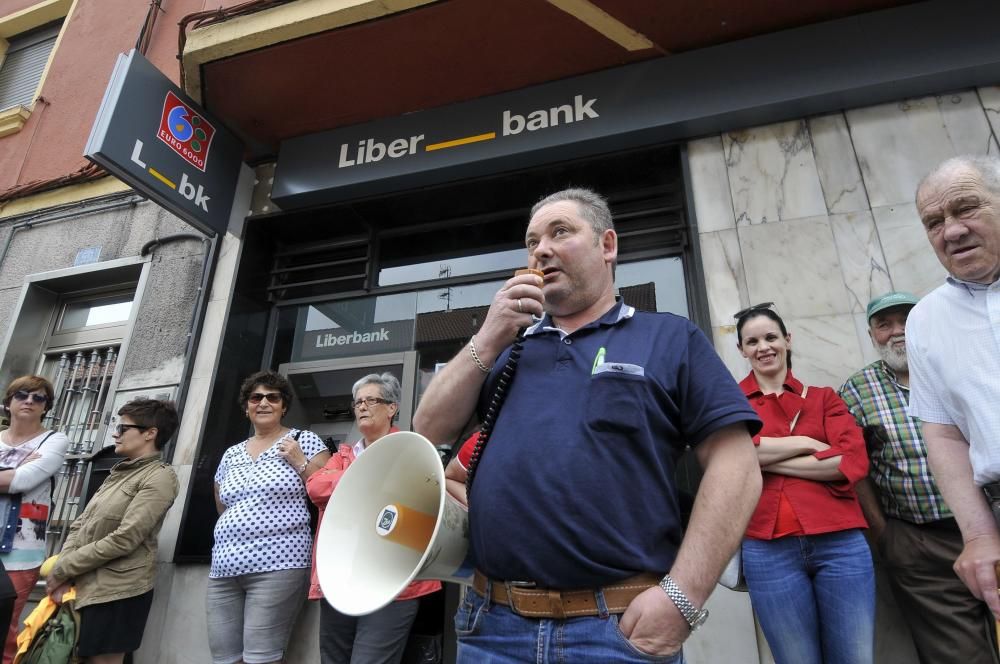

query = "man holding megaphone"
[{"left": 414, "top": 188, "right": 763, "bottom": 662}]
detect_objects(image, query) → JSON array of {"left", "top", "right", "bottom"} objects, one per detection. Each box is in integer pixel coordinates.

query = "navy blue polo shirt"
[{"left": 469, "top": 301, "right": 761, "bottom": 589}]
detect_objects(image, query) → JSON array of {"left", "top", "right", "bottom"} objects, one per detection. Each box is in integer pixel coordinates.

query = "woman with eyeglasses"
[
  {"left": 207, "top": 370, "right": 331, "bottom": 664},
  {"left": 734, "top": 304, "right": 873, "bottom": 664},
  {"left": 306, "top": 372, "right": 440, "bottom": 664},
  {"left": 0, "top": 376, "right": 69, "bottom": 663},
  {"left": 45, "top": 398, "right": 179, "bottom": 664}
]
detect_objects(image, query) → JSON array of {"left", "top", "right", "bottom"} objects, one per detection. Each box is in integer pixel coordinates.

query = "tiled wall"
[{"left": 692, "top": 86, "right": 1000, "bottom": 389}]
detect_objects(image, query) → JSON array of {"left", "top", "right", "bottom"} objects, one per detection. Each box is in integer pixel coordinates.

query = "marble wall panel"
[
  {"left": 210, "top": 233, "right": 244, "bottom": 303},
  {"left": 687, "top": 589, "right": 761, "bottom": 664},
  {"left": 809, "top": 113, "right": 870, "bottom": 214},
  {"left": 135, "top": 564, "right": 174, "bottom": 664},
  {"left": 174, "top": 375, "right": 210, "bottom": 466},
  {"left": 871, "top": 203, "right": 948, "bottom": 296},
  {"left": 784, "top": 314, "right": 865, "bottom": 389},
  {"left": 140, "top": 565, "right": 211, "bottom": 664},
  {"left": 937, "top": 90, "right": 999, "bottom": 158},
  {"left": 979, "top": 86, "right": 1000, "bottom": 143},
  {"left": 847, "top": 92, "right": 997, "bottom": 208},
  {"left": 192, "top": 300, "right": 228, "bottom": 381},
  {"left": 712, "top": 326, "right": 750, "bottom": 381},
  {"left": 723, "top": 120, "right": 827, "bottom": 225},
  {"left": 852, "top": 312, "right": 882, "bottom": 369},
  {"left": 156, "top": 463, "right": 191, "bottom": 562},
  {"left": 738, "top": 215, "right": 851, "bottom": 319},
  {"left": 699, "top": 229, "right": 748, "bottom": 327},
  {"left": 689, "top": 136, "right": 737, "bottom": 233},
  {"left": 829, "top": 211, "right": 893, "bottom": 314}
]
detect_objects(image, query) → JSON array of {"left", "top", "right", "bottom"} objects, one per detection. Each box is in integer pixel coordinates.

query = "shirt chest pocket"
[
  {"left": 95, "top": 481, "right": 140, "bottom": 526},
  {"left": 585, "top": 363, "right": 649, "bottom": 434}
]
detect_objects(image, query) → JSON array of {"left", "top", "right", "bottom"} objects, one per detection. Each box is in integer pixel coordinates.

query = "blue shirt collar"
[{"left": 525, "top": 298, "right": 635, "bottom": 337}]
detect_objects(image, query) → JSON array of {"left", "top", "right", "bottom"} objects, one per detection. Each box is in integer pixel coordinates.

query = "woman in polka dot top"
[{"left": 206, "top": 370, "right": 331, "bottom": 664}]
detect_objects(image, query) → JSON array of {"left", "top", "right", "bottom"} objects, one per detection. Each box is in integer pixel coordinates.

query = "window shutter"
[{"left": 0, "top": 22, "right": 61, "bottom": 111}]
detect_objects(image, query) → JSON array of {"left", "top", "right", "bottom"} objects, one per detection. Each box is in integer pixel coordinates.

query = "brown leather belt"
[{"left": 472, "top": 570, "right": 660, "bottom": 619}]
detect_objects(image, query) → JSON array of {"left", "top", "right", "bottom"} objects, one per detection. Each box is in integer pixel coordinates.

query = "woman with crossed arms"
[{"left": 735, "top": 304, "right": 873, "bottom": 664}]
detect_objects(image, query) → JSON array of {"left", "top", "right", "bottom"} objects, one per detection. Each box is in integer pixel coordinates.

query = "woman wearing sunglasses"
[
  {"left": 0, "top": 376, "right": 69, "bottom": 663},
  {"left": 45, "top": 397, "right": 179, "bottom": 663},
  {"left": 306, "top": 372, "right": 439, "bottom": 664},
  {"left": 207, "top": 370, "right": 331, "bottom": 664},
  {"left": 735, "top": 304, "right": 874, "bottom": 664}
]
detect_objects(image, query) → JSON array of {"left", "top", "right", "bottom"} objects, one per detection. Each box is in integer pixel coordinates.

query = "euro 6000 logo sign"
[{"left": 157, "top": 91, "right": 216, "bottom": 171}]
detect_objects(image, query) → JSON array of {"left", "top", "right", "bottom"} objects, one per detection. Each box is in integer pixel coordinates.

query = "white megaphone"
[{"left": 316, "top": 431, "right": 473, "bottom": 616}]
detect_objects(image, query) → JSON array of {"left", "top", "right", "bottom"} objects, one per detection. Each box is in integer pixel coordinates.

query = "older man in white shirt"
[{"left": 907, "top": 154, "right": 1000, "bottom": 621}]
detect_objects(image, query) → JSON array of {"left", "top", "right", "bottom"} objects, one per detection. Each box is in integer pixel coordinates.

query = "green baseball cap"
[{"left": 867, "top": 291, "right": 919, "bottom": 321}]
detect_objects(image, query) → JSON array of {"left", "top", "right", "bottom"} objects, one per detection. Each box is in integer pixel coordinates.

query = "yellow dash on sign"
[
  {"left": 148, "top": 168, "right": 176, "bottom": 189},
  {"left": 425, "top": 132, "right": 496, "bottom": 152}
]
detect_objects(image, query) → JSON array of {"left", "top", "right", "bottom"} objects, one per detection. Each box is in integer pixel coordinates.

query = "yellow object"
[
  {"left": 376, "top": 503, "right": 435, "bottom": 552},
  {"left": 38, "top": 555, "right": 58, "bottom": 578},
  {"left": 13, "top": 587, "right": 75, "bottom": 664}
]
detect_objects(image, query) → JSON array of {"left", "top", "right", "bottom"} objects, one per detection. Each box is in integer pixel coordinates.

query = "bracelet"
[
  {"left": 296, "top": 460, "right": 308, "bottom": 474},
  {"left": 469, "top": 335, "right": 492, "bottom": 374}
]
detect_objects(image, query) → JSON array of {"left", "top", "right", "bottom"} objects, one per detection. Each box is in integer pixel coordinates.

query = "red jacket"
[
  {"left": 740, "top": 371, "right": 869, "bottom": 539},
  {"left": 305, "top": 428, "right": 441, "bottom": 601}
]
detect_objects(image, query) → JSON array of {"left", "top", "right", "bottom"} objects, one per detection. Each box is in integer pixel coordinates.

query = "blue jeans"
[
  {"left": 743, "top": 530, "right": 874, "bottom": 664},
  {"left": 455, "top": 585, "right": 684, "bottom": 664}
]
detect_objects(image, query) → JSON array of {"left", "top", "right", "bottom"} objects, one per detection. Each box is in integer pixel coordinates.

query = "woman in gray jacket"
[{"left": 46, "top": 398, "right": 179, "bottom": 664}]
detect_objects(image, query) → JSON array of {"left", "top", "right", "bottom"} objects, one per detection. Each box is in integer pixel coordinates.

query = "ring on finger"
[{"left": 517, "top": 298, "right": 523, "bottom": 313}]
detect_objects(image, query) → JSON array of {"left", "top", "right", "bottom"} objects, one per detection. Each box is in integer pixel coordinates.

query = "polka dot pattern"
[{"left": 209, "top": 429, "right": 326, "bottom": 578}]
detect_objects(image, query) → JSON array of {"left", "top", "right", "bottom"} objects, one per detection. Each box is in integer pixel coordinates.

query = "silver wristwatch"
[{"left": 658, "top": 575, "right": 709, "bottom": 631}]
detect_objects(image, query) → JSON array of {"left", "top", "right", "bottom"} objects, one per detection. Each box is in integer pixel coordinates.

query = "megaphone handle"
[{"left": 465, "top": 328, "right": 526, "bottom": 500}]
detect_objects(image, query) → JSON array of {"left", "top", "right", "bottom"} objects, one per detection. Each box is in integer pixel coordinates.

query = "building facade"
[{"left": 3, "top": 1, "right": 999, "bottom": 662}]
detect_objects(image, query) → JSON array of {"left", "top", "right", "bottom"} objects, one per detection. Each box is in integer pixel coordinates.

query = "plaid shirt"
[{"left": 839, "top": 360, "right": 951, "bottom": 523}]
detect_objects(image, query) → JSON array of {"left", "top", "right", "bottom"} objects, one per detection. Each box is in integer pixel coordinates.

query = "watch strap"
[{"left": 658, "top": 575, "right": 708, "bottom": 631}]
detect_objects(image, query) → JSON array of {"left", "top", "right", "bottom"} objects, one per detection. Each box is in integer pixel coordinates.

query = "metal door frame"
[{"left": 278, "top": 350, "right": 418, "bottom": 430}]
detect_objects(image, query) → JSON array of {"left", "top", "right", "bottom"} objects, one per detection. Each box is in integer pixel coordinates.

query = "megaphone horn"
[{"left": 316, "top": 431, "right": 473, "bottom": 616}]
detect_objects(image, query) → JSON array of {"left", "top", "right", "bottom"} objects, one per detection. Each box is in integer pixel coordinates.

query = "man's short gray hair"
[
  {"left": 917, "top": 154, "right": 1000, "bottom": 201},
  {"left": 530, "top": 188, "right": 614, "bottom": 238},
  {"left": 352, "top": 372, "right": 401, "bottom": 405}
]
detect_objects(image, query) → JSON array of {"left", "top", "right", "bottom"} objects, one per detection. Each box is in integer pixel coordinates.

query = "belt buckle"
[
  {"left": 504, "top": 580, "right": 536, "bottom": 593},
  {"left": 504, "top": 580, "right": 537, "bottom": 617}
]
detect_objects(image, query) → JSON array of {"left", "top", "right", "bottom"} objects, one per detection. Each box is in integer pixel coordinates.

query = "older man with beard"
[{"left": 840, "top": 291, "right": 997, "bottom": 664}]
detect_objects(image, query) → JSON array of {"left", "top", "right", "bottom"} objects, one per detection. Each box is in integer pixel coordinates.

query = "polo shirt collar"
[
  {"left": 739, "top": 370, "right": 804, "bottom": 397},
  {"left": 946, "top": 274, "right": 997, "bottom": 296},
  {"left": 875, "top": 359, "right": 907, "bottom": 390},
  {"left": 524, "top": 298, "right": 634, "bottom": 337}
]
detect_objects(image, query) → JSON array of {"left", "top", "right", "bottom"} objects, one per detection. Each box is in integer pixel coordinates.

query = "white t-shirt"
[
  {"left": 907, "top": 278, "right": 1000, "bottom": 485},
  {"left": 0, "top": 429, "right": 71, "bottom": 570},
  {"left": 210, "top": 428, "right": 326, "bottom": 578}
]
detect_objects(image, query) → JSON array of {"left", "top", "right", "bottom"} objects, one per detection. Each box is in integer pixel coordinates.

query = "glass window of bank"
[{"left": 265, "top": 145, "right": 696, "bottom": 450}]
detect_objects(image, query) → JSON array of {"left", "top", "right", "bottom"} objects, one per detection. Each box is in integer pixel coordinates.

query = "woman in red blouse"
[
  {"left": 736, "top": 305, "right": 874, "bottom": 664},
  {"left": 306, "top": 372, "right": 440, "bottom": 664}
]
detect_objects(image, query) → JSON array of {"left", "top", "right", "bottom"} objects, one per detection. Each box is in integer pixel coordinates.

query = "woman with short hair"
[
  {"left": 0, "top": 375, "right": 69, "bottom": 664},
  {"left": 735, "top": 304, "right": 874, "bottom": 664},
  {"left": 307, "top": 372, "right": 440, "bottom": 664},
  {"left": 46, "top": 398, "right": 179, "bottom": 664},
  {"left": 207, "top": 370, "right": 331, "bottom": 664}
]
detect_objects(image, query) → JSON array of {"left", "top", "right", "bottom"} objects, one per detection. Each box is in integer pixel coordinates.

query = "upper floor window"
[
  {"left": 0, "top": 20, "right": 61, "bottom": 111},
  {"left": 48, "top": 289, "right": 135, "bottom": 349}
]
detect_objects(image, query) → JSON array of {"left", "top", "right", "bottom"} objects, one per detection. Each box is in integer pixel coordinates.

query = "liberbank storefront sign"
[
  {"left": 271, "top": 0, "right": 1000, "bottom": 210},
  {"left": 85, "top": 50, "right": 244, "bottom": 236}
]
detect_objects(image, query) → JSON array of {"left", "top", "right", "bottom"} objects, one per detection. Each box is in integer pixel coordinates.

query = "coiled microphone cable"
[{"left": 464, "top": 329, "right": 526, "bottom": 502}]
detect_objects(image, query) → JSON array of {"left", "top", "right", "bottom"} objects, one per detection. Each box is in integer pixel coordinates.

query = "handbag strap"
[{"left": 788, "top": 386, "right": 809, "bottom": 432}]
